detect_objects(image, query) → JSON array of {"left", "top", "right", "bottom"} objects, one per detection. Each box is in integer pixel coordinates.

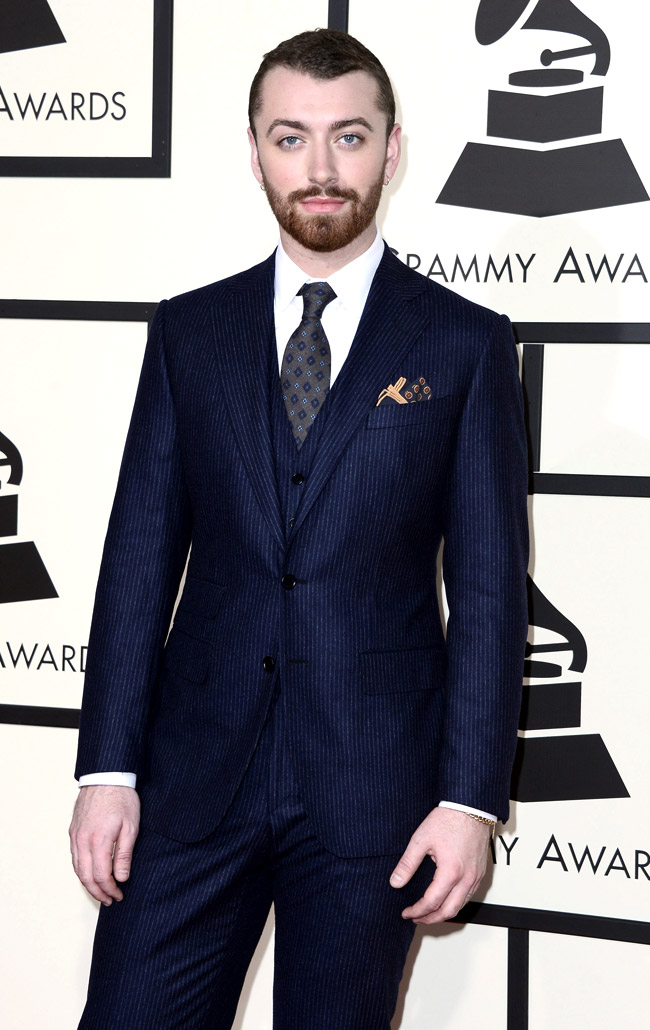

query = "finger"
[
  {"left": 404, "top": 862, "right": 481, "bottom": 924},
  {"left": 401, "top": 865, "right": 459, "bottom": 920},
  {"left": 90, "top": 834, "right": 124, "bottom": 903},
  {"left": 412, "top": 880, "right": 473, "bottom": 925},
  {"left": 113, "top": 823, "right": 138, "bottom": 883},
  {"left": 74, "top": 837, "right": 117, "bottom": 906},
  {"left": 390, "top": 839, "right": 428, "bottom": 888},
  {"left": 68, "top": 822, "right": 79, "bottom": 873}
]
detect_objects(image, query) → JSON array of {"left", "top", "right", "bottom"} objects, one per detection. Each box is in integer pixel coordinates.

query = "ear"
[
  {"left": 384, "top": 123, "right": 402, "bottom": 182},
  {"left": 248, "top": 127, "right": 264, "bottom": 185}
]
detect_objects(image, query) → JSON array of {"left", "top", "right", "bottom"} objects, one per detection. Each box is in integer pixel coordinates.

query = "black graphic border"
[
  {"left": 0, "top": 299, "right": 157, "bottom": 322},
  {"left": 0, "top": 0, "right": 173, "bottom": 178},
  {"left": 457, "top": 901, "right": 650, "bottom": 945},
  {"left": 517, "top": 322, "right": 650, "bottom": 497},
  {"left": 0, "top": 704, "right": 79, "bottom": 728},
  {"left": 328, "top": 0, "right": 350, "bottom": 32}
]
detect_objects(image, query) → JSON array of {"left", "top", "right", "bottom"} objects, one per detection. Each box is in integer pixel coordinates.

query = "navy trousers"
[{"left": 78, "top": 698, "right": 432, "bottom": 1029}]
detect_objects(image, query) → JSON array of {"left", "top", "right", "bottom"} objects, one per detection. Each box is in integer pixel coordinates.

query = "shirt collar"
[{"left": 274, "top": 228, "right": 385, "bottom": 314}]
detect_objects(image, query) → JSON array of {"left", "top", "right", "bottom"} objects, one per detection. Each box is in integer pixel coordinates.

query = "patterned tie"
[{"left": 280, "top": 281, "right": 337, "bottom": 448}]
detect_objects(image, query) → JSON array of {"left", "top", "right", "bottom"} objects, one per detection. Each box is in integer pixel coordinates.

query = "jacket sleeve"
[
  {"left": 75, "top": 300, "right": 192, "bottom": 779},
  {"left": 438, "top": 314, "right": 529, "bottom": 822}
]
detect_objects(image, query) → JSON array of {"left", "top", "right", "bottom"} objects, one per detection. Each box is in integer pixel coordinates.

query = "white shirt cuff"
[
  {"left": 78, "top": 772, "right": 137, "bottom": 789},
  {"left": 438, "top": 800, "right": 497, "bottom": 822}
]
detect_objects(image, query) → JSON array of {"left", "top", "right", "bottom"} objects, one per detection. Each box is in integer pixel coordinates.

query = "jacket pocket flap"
[
  {"left": 358, "top": 646, "right": 446, "bottom": 694},
  {"left": 178, "top": 575, "right": 226, "bottom": 617}
]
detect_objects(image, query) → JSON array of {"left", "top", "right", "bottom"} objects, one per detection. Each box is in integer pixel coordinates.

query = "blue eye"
[
  {"left": 340, "top": 134, "right": 362, "bottom": 146},
  {"left": 280, "top": 135, "right": 300, "bottom": 148}
]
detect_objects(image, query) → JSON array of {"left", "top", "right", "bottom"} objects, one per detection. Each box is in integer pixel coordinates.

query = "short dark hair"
[{"left": 248, "top": 28, "right": 395, "bottom": 139}]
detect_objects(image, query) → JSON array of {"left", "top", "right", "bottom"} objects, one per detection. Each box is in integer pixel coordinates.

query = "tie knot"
[{"left": 298, "top": 281, "right": 337, "bottom": 319}]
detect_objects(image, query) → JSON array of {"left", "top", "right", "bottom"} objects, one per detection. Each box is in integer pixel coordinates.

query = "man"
[{"left": 70, "top": 28, "right": 528, "bottom": 1030}]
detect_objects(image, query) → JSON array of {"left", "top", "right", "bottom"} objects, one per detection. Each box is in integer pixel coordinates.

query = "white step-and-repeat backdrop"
[{"left": 1, "top": 2, "right": 648, "bottom": 1027}]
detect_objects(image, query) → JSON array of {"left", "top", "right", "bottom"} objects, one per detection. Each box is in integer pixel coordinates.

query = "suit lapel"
[
  {"left": 210, "top": 254, "right": 285, "bottom": 550},
  {"left": 291, "top": 249, "right": 431, "bottom": 538}
]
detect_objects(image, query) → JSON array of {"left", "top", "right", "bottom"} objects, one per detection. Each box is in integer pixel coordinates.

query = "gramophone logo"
[
  {"left": 511, "top": 575, "right": 628, "bottom": 802},
  {"left": 0, "top": 0, "right": 65, "bottom": 55},
  {"left": 438, "top": 0, "right": 649, "bottom": 216},
  {"left": 0, "top": 430, "right": 58, "bottom": 604}
]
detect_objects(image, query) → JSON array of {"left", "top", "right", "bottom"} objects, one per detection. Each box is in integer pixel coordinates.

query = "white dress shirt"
[
  {"left": 274, "top": 227, "right": 385, "bottom": 385},
  {"left": 79, "top": 229, "right": 497, "bottom": 824}
]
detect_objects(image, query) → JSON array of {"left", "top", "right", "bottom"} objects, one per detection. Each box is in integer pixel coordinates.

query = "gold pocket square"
[{"left": 376, "top": 376, "right": 432, "bottom": 406}]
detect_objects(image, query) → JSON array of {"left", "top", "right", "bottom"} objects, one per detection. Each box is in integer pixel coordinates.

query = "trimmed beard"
[{"left": 260, "top": 172, "right": 384, "bottom": 253}]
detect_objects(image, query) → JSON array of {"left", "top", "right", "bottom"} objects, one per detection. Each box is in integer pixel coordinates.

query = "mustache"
[{"left": 287, "top": 185, "right": 360, "bottom": 204}]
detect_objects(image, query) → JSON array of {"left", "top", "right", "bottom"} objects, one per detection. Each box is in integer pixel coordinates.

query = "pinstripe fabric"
[
  {"left": 75, "top": 245, "right": 528, "bottom": 855},
  {"left": 79, "top": 698, "right": 429, "bottom": 1030}
]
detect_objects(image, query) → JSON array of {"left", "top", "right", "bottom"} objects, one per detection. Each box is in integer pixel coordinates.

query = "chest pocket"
[{"left": 365, "top": 393, "right": 457, "bottom": 429}]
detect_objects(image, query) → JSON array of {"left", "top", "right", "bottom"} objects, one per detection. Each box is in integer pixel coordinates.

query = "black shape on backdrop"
[
  {"left": 511, "top": 575, "right": 629, "bottom": 802},
  {"left": 0, "top": 0, "right": 65, "bottom": 55},
  {"left": 0, "top": 430, "right": 23, "bottom": 484},
  {"left": 524, "top": 575, "right": 587, "bottom": 676},
  {"left": 0, "top": 704, "right": 80, "bottom": 728},
  {"left": 439, "top": 141, "right": 648, "bottom": 218},
  {"left": 0, "top": 429, "right": 57, "bottom": 604},
  {"left": 512, "top": 734, "right": 629, "bottom": 801},
  {"left": 480, "top": 0, "right": 611, "bottom": 78},
  {"left": 0, "top": 494, "right": 18, "bottom": 537},
  {"left": 475, "top": 0, "right": 530, "bottom": 46},
  {"left": 507, "top": 927, "right": 529, "bottom": 1030},
  {"left": 486, "top": 87, "right": 603, "bottom": 143},
  {"left": 439, "top": 0, "right": 648, "bottom": 216},
  {"left": 327, "top": 0, "right": 350, "bottom": 33},
  {"left": 0, "top": 541, "right": 58, "bottom": 604}
]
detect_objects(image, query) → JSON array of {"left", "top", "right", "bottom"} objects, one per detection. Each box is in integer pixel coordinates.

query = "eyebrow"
[{"left": 265, "top": 117, "right": 375, "bottom": 138}]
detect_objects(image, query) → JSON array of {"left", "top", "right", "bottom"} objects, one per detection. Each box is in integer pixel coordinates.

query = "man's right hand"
[{"left": 69, "top": 785, "right": 141, "bottom": 905}]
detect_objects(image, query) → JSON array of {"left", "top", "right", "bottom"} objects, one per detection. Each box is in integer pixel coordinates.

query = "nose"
[{"left": 307, "top": 140, "right": 338, "bottom": 188}]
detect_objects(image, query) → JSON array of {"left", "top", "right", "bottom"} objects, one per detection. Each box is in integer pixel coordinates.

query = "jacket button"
[
  {"left": 291, "top": 472, "right": 305, "bottom": 485},
  {"left": 281, "top": 573, "right": 297, "bottom": 590},
  {"left": 262, "top": 656, "right": 275, "bottom": 674}
]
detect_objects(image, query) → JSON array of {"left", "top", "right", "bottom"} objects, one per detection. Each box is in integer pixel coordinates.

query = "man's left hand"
[{"left": 390, "top": 807, "right": 492, "bottom": 924}]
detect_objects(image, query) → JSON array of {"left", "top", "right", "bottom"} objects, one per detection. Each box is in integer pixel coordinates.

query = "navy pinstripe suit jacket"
[{"left": 75, "top": 246, "right": 529, "bottom": 857}]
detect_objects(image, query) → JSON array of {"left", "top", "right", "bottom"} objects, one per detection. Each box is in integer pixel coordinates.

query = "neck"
[{"left": 279, "top": 223, "right": 377, "bottom": 277}]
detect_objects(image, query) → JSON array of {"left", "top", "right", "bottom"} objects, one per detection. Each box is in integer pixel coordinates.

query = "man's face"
[{"left": 249, "top": 67, "right": 401, "bottom": 254}]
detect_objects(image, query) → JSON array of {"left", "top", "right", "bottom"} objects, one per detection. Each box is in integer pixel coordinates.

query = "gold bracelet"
[{"left": 466, "top": 813, "right": 496, "bottom": 839}]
